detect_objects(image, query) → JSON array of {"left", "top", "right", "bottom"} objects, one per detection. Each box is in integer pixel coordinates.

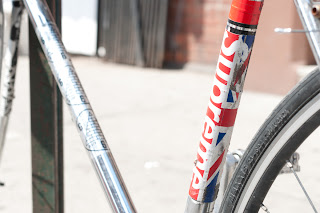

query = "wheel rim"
[{"left": 234, "top": 92, "right": 320, "bottom": 212}]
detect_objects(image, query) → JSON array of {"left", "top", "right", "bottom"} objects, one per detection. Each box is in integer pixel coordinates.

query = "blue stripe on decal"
[
  {"left": 242, "top": 34, "right": 255, "bottom": 49},
  {"left": 216, "top": 132, "right": 226, "bottom": 145},
  {"left": 227, "top": 90, "right": 234, "bottom": 103},
  {"left": 203, "top": 172, "right": 220, "bottom": 202}
]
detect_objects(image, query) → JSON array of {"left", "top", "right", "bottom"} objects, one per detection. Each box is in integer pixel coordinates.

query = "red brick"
[{"left": 165, "top": 0, "right": 231, "bottom": 64}]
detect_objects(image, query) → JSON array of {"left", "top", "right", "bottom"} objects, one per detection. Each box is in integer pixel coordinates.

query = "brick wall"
[
  {"left": 164, "top": 0, "right": 315, "bottom": 94},
  {"left": 165, "top": 0, "right": 232, "bottom": 66}
]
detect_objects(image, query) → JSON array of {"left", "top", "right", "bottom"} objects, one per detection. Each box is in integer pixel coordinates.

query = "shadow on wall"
[{"left": 164, "top": 0, "right": 205, "bottom": 68}]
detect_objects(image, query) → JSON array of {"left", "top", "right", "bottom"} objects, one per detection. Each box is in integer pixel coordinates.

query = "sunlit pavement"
[{"left": 2, "top": 56, "right": 317, "bottom": 213}]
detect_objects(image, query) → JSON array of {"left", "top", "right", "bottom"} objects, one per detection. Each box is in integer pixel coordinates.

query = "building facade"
[{"left": 165, "top": 0, "right": 315, "bottom": 94}]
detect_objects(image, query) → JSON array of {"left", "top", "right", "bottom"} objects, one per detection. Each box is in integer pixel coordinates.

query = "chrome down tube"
[
  {"left": 295, "top": 0, "right": 320, "bottom": 65},
  {"left": 23, "top": 0, "right": 136, "bottom": 212}
]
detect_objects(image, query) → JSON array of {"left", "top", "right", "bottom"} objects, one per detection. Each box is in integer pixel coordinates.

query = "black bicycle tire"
[{"left": 219, "top": 68, "right": 320, "bottom": 213}]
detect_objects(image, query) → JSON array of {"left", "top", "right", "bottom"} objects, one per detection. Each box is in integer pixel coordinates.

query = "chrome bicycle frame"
[
  {"left": 0, "top": 0, "right": 138, "bottom": 212},
  {"left": 24, "top": 0, "right": 137, "bottom": 212}
]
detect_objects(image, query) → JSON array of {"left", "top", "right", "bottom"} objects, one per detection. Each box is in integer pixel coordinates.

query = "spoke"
[
  {"left": 260, "top": 203, "right": 271, "bottom": 213},
  {"left": 286, "top": 161, "right": 318, "bottom": 213}
]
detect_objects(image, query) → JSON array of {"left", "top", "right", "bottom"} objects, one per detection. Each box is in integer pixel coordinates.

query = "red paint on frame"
[{"left": 229, "top": 0, "right": 264, "bottom": 25}]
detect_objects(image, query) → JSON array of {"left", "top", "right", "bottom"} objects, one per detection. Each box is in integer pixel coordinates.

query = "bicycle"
[{"left": 0, "top": 0, "right": 320, "bottom": 212}]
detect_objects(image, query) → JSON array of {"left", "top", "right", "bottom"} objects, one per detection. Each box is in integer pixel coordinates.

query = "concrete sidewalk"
[{"left": 0, "top": 56, "right": 318, "bottom": 212}]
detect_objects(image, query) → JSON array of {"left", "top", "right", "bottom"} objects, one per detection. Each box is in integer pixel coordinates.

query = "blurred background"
[{"left": 8, "top": 0, "right": 318, "bottom": 94}]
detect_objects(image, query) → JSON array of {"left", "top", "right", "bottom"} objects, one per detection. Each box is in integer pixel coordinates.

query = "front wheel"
[{"left": 219, "top": 69, "right": 320, "bottom": 212}]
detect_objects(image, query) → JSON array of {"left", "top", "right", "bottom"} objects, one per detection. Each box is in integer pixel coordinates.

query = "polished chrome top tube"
[{"left": 22, "top": 0, "right": 137, "bottom": 212}]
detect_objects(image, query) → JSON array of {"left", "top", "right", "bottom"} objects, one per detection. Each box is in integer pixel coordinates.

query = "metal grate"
[{"left": 98, "top": 0, "right": 168, "bottom": 68}]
